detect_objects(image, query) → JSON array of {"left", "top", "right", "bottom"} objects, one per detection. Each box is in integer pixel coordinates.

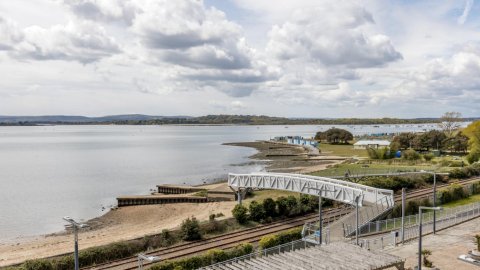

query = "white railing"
[
  {"left": 346, "top": 201, "right": 480, "bottom": 236},
  {"left": 228, "top": 173, "right": 395, "bottom": 207},
  {"left": 358, "top": 201, "right": 480, "bottom": 250}
]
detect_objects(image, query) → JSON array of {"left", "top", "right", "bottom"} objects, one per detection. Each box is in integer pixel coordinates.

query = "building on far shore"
[
  {"left": 353, "top": 140, "right": 390, "bottom": 149},
  {"left": 272, "top": 136, "right": 319, "bottom": 147}
]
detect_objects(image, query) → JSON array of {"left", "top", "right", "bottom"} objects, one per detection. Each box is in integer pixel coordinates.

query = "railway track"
[
  {"left": 85, "top": 208, "right": 351, "bottom": 270},
  {"left": 83, "top": 177, "right": 479, "bottom": 270}
]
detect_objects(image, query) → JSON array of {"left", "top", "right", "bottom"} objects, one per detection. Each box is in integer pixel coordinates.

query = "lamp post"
[
  {"left": 355, "top": 195, "right": 361, "bottom": 246},
  {"left": 138, "top": 253, "right": 160, "bottom": 270},
  {"left": 401, "top": 188, "right": 406, "bottom": 243},
  {"left": 308, "top": 186, "right": 333, "bottom": 245},
  {"left": 417, "top": 206, "right": 442, "bottom": 270},
  {"left": 63, "top": 216, "right": 88, "bottom": 270},
  {"left": 432, "top": 172, "right": 437, "bottom": 234}
]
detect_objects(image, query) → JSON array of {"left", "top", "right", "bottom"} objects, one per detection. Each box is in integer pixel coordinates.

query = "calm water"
[{"left": 0, "top": 124, "right": 448, "bottom": 240}]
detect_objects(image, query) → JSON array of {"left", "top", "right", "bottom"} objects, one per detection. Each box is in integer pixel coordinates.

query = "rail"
[{"left": 358, "top": 201, "right": 480, "bottom": 250}]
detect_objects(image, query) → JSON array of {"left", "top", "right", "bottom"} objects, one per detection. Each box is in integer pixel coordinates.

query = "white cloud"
[
  {"left": 0, "top": 16, "right": 23, "bottom": 50},
  {"left": 266, "top": 3, "right": 402, "bottom": 68},
  {"left": 13, "top": 20, "right": 120, "bottom": 63},
  {"left": 62, "top": 0, "right": 135, "bottom": 23},
  {"left": 458, "top": 0, "right": 474, "bottom": 25}
]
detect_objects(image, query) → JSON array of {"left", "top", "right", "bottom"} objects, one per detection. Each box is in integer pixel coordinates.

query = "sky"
[{"left": 1, "top": 0, "right": 480, "bottom": 118}]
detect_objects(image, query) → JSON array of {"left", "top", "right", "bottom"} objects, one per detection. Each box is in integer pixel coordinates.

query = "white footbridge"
[{"left": 228, "top": 173, "right": 395, "bottom": 242}]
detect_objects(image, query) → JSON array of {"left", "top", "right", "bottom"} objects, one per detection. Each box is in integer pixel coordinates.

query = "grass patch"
[
  {"left": 319, "top": 143, "right": 368, "bottom": 157},
  {"left": 441, "top": 194, "right": 480, "bottom": 208}
]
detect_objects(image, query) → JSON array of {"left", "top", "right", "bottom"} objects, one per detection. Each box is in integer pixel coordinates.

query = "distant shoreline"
[{"left": 2, "top": 114, "right": 476, "bottom": 126}]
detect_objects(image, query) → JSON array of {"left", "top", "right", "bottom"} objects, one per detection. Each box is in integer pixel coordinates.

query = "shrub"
[
  {"left": 423, "top": 153, "right": 434, "bottom": 161},
  {"left": 258, "top": 228, "right": 302, "bottom": 249},
  {"left": 149, "top": 243, "right": 253, "bottom": 270},
  {"left": 180, "top": 216, "right": 202, "bottom": 241},
  {"left": 262, "top": 198, "right": 277, "bottom": 217},
  {"left": 403, "top": 149, "right": 420, "bottom": 160},
  {"left": 248, "top": 201, "right": 266, "bottom": 222},
  {"left": 367, "top": 147, "right": 393, "bottom": 160},
  {"left": 209, "top": 214, "right": 216, "bottom": 221},
  {"left": 159, "top": 229, "right": 175, "bottom": 247},
  {"left": 422, "top": 249, "right": 433, "bottom": 268},
  {"left": 23, "top": 259, "right": 54, "bottom": 270},
  {"left": 467, "top": 151, "right": 480, "bottom": 164},
  {"left": 275, "top": 196, "right": 289, "bottom": 217},
  {"left": 232, "top": 204, "right": 248, "bottom": 224},
  {"left": 204, "top": 218, "right": 225, "bottom": 234}
]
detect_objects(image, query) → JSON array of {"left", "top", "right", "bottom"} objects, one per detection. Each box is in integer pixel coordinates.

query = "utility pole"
[{"left": 401, "top": 188, "right": 406, "bottom": 243}]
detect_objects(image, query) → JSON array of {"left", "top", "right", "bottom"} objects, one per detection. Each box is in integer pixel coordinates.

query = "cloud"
[
  {"left": 0, "top": 17, "right": 23, "bottom": 51},
  {"left": 62, "top": 0, "right": 136, "bottom": 23},
  {"left": 266, "top": 2, "right": 402, "bottom": 68},
  {"left": 368, "top": 41, "right": 480, "bottom": 110},
  {"left": 12, "top": 20, "right": 120, "bottom": 63},
  {"left": 458, "top": 0, "right": 474, "bottom": 25}
]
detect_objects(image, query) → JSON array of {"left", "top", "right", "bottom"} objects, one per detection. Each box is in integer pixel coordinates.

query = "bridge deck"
[{"left": 228, "top": 173, "right": 394, "bottom": 207}]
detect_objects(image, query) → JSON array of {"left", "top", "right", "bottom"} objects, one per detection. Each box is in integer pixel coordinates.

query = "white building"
[{"left": 353, "top": 140, "right": 390, "bottom": 149}]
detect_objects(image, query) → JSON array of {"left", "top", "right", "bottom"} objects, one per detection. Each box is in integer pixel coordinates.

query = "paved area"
[{"left": 386, "top": 217, "right": 480, "bottom": 269}]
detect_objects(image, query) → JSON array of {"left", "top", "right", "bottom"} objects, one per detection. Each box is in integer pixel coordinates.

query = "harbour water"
[{"left": 0, "top": 123, "right": 456, "bottom": 240}]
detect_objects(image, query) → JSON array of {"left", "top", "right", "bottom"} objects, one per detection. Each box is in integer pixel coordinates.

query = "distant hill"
[
  {"left": 0, "top": 114, "right": 190, "bottom": 124},
  {"left": 0, "top": 114, "right": 477, "bottom": 126}
]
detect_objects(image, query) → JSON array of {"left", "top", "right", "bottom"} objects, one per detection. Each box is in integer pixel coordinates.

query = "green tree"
[
  {"left": 443, "top": 132, "right": 469, "bottom": 153},
  {"left": 232, "top": 204, "right": 248, "bottom": 224},
  {"left": 262, "top": 198, "right": 277, "bottom": 217},
  {"left": 391, "top": 133, "right": 416, "bottom": 149},
  {"left": 248, "top": 200, "right": 266, "bottom": 222},
  {"left": 321, "top": 128, "right": 353, "bottom": 144},
  {"left": 464, "top": 121, "right": 480, "bottom": 163},
  {"left": 275, "top": 196, "right": 289, "bottom": 216},
  {"left": 180, "top": 216, "right": 202, "bottom": 241}
]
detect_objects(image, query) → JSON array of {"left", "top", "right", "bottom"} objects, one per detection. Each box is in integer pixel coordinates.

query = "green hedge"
[
  {"left": 149, "top": 243, "right": 253, "bottom": 270},
  {"left": 258, "top": 228, "right": 303, "bottom": 249},
  {"left": 358, "top": 174, "right": 446, "bottom": 192},
  {"left": 449, "top": 163, "right": 480, "bottom": 179}
]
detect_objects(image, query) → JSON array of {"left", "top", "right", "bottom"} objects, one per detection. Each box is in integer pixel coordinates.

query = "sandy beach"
[{"left": 0, "top": 140, "right": 341, "bottom": 267}]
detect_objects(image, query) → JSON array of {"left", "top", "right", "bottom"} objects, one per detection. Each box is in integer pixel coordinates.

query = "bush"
[
  {"left": 438, "top": 184, "right": 469, "bottom": 204},
  {"left": 262, "top": 198, "right": 277, "bottom": 217},
  {"left": 23, "top": 259, "right": 54, "bottom": 270},
  {"left": 449, "top": 163, "right": 480, "bottom": 179},
  {"left": 423, "top": 153, "right": 434, "bottom": 161},
  {"left": 180, "top": 216, "right": 202, "bottom": 241},
  {"left": 275, "top": 196, "right": 289, "bottom": 217},
  {"left": 367, "top": 147, "right": 393, "bottom": 159},
  {"left": 232, "top": 204, "right": 248, "bottom": 224},
  {"left": 467, "top": 151, "right": 480, "bottom": 164},
  {"left": 149, "top": 243, "right": 253, "bottom": 270},
  {"left": 258, "top": 228, "right": 302, "bottom": 249},
  {"left": 248, "top": 201, "right": 266, "bottom": 222},
  {"left": 204, "top": 218, "right": 225, "bottom": 234},
  {"left": 403, "top": 149, "right": 420, "bottom": 160}
]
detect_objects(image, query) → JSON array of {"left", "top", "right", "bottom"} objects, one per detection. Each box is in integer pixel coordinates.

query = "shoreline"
[{"left": 0, "top": 140, "right": 343, "bottom": 267}]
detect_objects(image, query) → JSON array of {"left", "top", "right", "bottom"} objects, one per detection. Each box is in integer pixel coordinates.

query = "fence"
[
  {"left": 344, "top": 193, "right": 478, "bottom": 236},
  {"left": 358, "top": 201, "right": 480, "bottom": 250}
]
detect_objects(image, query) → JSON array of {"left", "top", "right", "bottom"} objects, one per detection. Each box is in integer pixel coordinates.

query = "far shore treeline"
[{"left": 1, "top": 114, "right": 478, "bottom": 126}]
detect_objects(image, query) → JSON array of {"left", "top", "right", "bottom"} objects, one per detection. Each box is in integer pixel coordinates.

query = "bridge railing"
[
  {"left": 228, "top": 173, "right": 366, "bottom": 206},
  {"left": 264, "top": 173, "right": 394, "bottom": 206}
]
